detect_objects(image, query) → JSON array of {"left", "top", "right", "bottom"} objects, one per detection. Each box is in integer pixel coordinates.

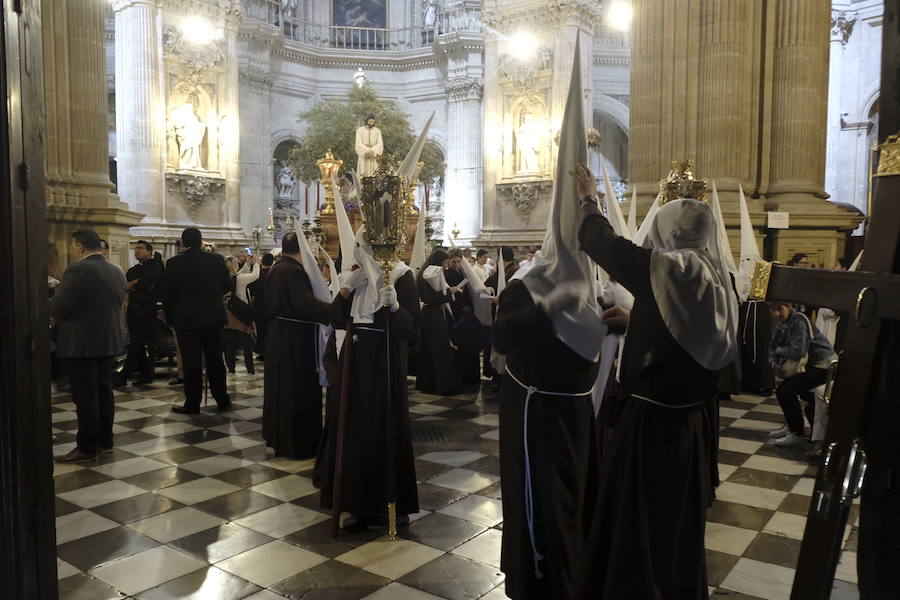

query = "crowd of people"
[{"left": 48, "top": 64, "right": 851, "bottom": 600}]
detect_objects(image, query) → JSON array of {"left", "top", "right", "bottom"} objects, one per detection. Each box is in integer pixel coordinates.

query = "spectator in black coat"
[
  {"left": 52, "top": 230, "right": 127, "bottom": 463},
  {"left": 162, "top": 228, "right": 233, "bottom": 413},
  {"left": 116, "top": 240, "right": 164, "bottom": 386}
]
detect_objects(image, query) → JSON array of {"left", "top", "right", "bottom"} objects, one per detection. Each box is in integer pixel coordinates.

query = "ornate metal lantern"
[
  {"left": 316, "top": 150, "right": 344, "bottom": 215},
  {"left": 360, "top": 154, "right": 413, "bottom": 285}
]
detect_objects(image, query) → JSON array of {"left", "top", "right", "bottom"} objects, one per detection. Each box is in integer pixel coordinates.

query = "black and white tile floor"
[{"left": 52, "top": 369, "right": 859, "bottom": 599}]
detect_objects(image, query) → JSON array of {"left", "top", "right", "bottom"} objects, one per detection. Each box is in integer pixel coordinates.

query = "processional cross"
[{"left": 749, "top": 6, "right": 900, "bottom": 597}]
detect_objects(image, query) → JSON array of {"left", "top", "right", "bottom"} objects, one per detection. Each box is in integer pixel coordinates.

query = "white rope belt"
[
  {"left": 505, "top": 366, "right": 594, "bottom": 580},
  {"left": 353, "top": 325, "right": 384, "bottom": 333},
  {"left": 275, "top": 316, "right": 319, "bottom": 326},
  {"left": 630, "top": 393, "right": 707, "bottom": 409}
]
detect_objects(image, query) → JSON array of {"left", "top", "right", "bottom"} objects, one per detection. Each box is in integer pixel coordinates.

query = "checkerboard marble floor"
[{"left": 52, "top": 369, "right": 860, "bottom": 599}]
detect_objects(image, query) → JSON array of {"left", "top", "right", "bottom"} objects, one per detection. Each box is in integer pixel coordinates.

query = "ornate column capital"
[
  {"left": 447, "top": 77, "right": 483, "bottom": 102},
  {"left": 111, "top": 0, "right": 160, "bottom": 13},
  {"left": 830, "top": 10, "right": 857, "bottom": 46}
]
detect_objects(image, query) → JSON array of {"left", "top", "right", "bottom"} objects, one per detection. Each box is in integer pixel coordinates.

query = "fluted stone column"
[
  {"left": 42, "top": 0, "right": 142, "bottom": 268},
  {"left": 767, "top": 0, "right": 831, "bottom": 206},
  {"left": 445, "top": 78, "right": 484, "bottom": 243},
  {"left": 112, "top": 0, "right": 165, "bottom": 222},
  {"left": 629, "top": 0, "right": 861, "bottom": 265},
  {"left": 696, "top": 0, "right": 754, "bottom": 193},
  {"left": 630, "top": 0, "right": 755, "bottom": 204}
]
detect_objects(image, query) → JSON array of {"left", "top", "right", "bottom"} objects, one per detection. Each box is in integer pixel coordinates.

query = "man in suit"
[
  {"left": 52, "top": 230, "right": 127, "bottom": 463},
  {"left": 162, "top": 227, "right": 233, "bottom": 413},
  {"left": 116, "top": 240, "right": 164, "bottom": 386}
]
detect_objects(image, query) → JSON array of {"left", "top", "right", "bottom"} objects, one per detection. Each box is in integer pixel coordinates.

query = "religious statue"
[
  {"left": 422, "top": 0, "right": 438, "bottom": 43},
  {"left": 170, "top": 103, "right": 206, "bottom": 171},
  {"left": 515, "top": 112, "right": 542, "bottom": 174},
  {"left": 354, "top": 67, "right": 367, "bottom": 87},
  {"left": 275, "top": 159, "right": 297, "bottom": 199},
  {"left": 354, "top": 114, "right": 384, "bottom": 177}
]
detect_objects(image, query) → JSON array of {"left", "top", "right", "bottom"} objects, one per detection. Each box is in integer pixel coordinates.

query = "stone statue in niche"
[
  {"left": 275, "top": 160, "right": 297, "bottom": 199},
  {"left": 515, "top": 111, "right": 543, "bottom": 174},
  {"left": 170, "top": 103, "right": 206, "bottom": 171}
]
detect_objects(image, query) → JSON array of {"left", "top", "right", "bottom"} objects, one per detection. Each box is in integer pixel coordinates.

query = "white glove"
[
  {"left": 379, "top": 285, "right": 400, "bottom": 313},
  {"left": 540, "top": 281, "right": 585, "bottom": 314}
]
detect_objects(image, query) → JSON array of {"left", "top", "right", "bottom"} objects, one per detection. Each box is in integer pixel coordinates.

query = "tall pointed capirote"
[
  {"left": 737, "top": 184, "right": 761, "bottom": 301},
  {"left": 398, "top": 111, "right": 435, "bottom": 179},
  {"left": 633, "top": 192, "right": 663, "bottom": 246},
  {"left": 409, "top": 208, "right": 427, "bottom": 272},
  {"left": 599, "top": 154, "right": 630, "bottom": 238},
  {"left": 627, "top": 185, "right": 638, "bottom": 236},
  {"left": 335, "top": 171, "right": 359, "bottom": 279},
  {"left": 294, "top": 222, "right": 332, "bottom": 303},
  {"left": 518, "top": 37, "right": 606, "bottom": 362},
  {"left": 711, "top": 180, "right": 738, "bottom": 278}
]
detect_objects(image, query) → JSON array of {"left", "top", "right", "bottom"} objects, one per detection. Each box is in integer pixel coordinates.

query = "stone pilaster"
[
  {"left": 112, "top": 0, "right": 165, "bottom": 222},
  {"left": 767, "top": 0, "right": 831, "bottom": 206},
  {"left": 445, "top": 77, "right": 484, "bottom": 242},
  {"left": 824, "top": 10, "right": 857, "bottom": 199},
  {"left": 237, "top": 21, "right": 279, "bottom": 239},
  {"left": 42, "top": 0, "right": 143, "bottom": 269}
]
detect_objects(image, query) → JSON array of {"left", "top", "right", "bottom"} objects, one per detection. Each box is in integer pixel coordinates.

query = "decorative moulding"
[
  {"left": 166, "top": 172, "right": 225, "bottom": 214},
  {"left": 496, "top": 180, "right": 553, "bottom": 220}
]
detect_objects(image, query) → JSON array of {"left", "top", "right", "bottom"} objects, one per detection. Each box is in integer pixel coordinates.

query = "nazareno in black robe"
[
  {"left": 576, "top": 212, "right": 719, "bottom": 600},
  {"left": 262, "top": 256, "right": 332, "bottom": 459},
  {"left": 315, "top": 270, "right": 421, "bottom": 520},
  {"left": 738, "top": 300, "right": 776, "bottom": 394},
  {"left": 445, "top": 267, "right": 481, "bottom": 386},
  {"left": 416, "top": 276, "right": 462, "bottom": 395},
  {"left": 494, "top": 280, "right": 600, "bottom": 600}
]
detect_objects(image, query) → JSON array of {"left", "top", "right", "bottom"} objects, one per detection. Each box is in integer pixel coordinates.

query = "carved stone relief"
[
  {"left": 166, "top": 172, "right": 225, "bottom": 214},
  {"left": 496, "top": 180, "right": 553, "bottom": 221}
]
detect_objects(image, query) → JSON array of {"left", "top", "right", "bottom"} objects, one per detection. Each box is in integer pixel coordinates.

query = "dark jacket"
[
  {"left": 162, "top": 248, "right": 233, "bottom": 330},
  {"left": 126, "top": 258, "right": 164, "bottom": 311},
  {"left": 50, "top": 254, "right": 127, "bottom": 358},
  {"left": 768, "top": 309, "right": 838, "bottom": 370}
]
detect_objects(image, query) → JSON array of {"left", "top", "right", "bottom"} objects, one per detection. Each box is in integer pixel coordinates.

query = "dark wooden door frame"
[{"left": 0, "top": 0, "right": 58, "bottom": 598}]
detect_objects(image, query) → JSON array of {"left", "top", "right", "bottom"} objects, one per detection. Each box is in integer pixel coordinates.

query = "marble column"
[
  {"left": 42, "top": 0, "right": 142, "bottom": 268},
  {"left": 112, "top": 0, "right": 165, "bottom": 222},
  {"left": 767, "top": 0, "right": 831, "bottom": 206},
  {"left": 445, "top": 78, "right": 484, "bottom": 243}
]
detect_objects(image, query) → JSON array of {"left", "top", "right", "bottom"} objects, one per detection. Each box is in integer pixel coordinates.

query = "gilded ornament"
[
  {"left": 748, "top": 260, "right": 773, "bottom": 302},
  {"left": 659, "top": 160, "right": 708, "bottom": 204},
  {"left": 875, "top": 133, "right": 900, "bottom": 177}
]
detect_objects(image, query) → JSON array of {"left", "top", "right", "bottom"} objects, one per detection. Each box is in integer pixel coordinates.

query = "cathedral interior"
[{"left": 0, "top": 0, "right": 892, "bottom": 599}]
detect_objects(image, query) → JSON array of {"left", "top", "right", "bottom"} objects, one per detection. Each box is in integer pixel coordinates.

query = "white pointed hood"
[
  {"left": 335, "top": 171, "right": 359, "bottom": 282},
  {"left": 711, "top": 180, "right": 738, "bottom": 280},
  {"left": 409, "top": 206, "right": 427, "bottom": 272},
  {"left": 737, "top": 184, "right": 761, "bottom": 301},
  {"left": 294, "top": 222, "right": 331, "bottom": 303},
  {"left": 599, "top": 155, "right": 630, "bottom": 238},
  {"left": 634, "top": 192, "right": 663, "bottom": 246},
  {"left": 627, "top": 185, "right": 638, "bottom": 237},
  {"left": 519, "top": 39, "right": 606, "bottom": 362}
]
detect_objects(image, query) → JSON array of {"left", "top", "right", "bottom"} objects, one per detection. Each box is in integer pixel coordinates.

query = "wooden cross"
[{"left": 748, "top": 5, "right": 900, "bottom": 596}]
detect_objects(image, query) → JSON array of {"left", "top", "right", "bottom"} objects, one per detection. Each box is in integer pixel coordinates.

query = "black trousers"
[
  {"left": 66, "top": 356, "right": 115, "bottom": 454},
  {"left": 177, "top": 326, "right": 230, "bottom": 409},
  {"left": 776, "top": 366, "right": 828, "bottom": 434},
  {"left": 122, "top": 308, "right": 156, "bottom": 380},
  {"left": 223, "top": 329, "right": 254, "bottom": 374}
]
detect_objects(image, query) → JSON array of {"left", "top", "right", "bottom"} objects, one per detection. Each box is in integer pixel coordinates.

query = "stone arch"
[
  {"left": 593, "top": 93, "right": 629, "bottom": 133},
  {"left": 592, "top": 109, "right": 629, "bottom": 184}
]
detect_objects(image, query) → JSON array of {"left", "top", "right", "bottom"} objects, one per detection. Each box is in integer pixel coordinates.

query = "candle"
[{"left": 305, "top": 187, "right": 309, "bottom": 215}]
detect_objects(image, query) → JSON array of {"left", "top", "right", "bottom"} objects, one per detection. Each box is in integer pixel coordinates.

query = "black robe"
[
  {"left": 494, "top": 280, "right": 600, "bottom": 600},
  {"left": 415, "top": 277, "right": 461, "bottom": 395},
  {"left": 738, "top": 300, "right": 776, "bottom": 394},
  {"left": 445, "top": 267, "right": 481, "bottom": 385},
  {"left": 577, "top": 212, "right": 719, "bottom": 600},
  {"left": 316, "top": 270, "right": 422, "bottom": 519},
  {"left": 262, "top": 257, "right": 331, "bottom": 459}
]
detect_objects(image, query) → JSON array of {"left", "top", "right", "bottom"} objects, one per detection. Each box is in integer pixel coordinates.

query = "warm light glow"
[
  {"left": 181, "top": 16, "right": 220, "bottom": 44},
  {"left": 507, "top": 30, "right": 537, "bottom": 60},
  {"left": 607, "top": 1, "right": 633, "bottom": 31}
]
